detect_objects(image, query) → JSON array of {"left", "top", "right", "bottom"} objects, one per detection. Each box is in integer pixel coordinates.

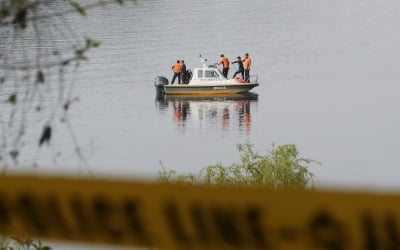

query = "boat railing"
[{"left": 250, "top": 74, "right": 258, "bottom": 83}]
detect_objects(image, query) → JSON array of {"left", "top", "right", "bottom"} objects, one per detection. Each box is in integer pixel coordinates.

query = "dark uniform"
[
  {"left": 232, "top": 56, "right": 244, "bottom": 79},
  {"left": 181, "top": 60, "right": 187, "bottom": 84}
]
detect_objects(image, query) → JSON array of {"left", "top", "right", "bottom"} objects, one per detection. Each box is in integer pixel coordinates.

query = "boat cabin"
[{"left": 189, "top": 65, "right": 228, "bottom": 85}]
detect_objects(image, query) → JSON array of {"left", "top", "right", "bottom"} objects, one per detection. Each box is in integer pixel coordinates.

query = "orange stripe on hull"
[{"left": 165, "top": 88, "right": 253, "bottom": 95}]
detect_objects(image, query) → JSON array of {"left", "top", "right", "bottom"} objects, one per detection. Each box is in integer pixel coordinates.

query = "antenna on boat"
[{"left": 199, "top": 54, "right": 207, "bottom": 68}]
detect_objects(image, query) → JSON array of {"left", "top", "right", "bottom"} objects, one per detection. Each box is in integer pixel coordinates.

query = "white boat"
[{"left": 155, "top": 57, "right": 259, "bottom": 95}]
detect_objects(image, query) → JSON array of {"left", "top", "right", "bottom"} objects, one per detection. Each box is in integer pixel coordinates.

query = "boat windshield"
[{"left": 205, "top": 70, "right": 220, "bottom": 78}]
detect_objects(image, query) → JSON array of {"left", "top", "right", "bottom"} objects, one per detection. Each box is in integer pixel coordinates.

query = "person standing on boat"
[
  {"left": 231, "top": 56, "right": 244, "bottom": 79},
  {"left": 171, "top": 60, "right": 182, "bottom": 84},
  {"left": 180, "top": 60, "right": 187, "bottom": 84},
  {"left": 242, "top": 53, "right": 252, "bottom": 83},
  {"left": 217, "top": 54, "right": 230, "bottom": 78}
]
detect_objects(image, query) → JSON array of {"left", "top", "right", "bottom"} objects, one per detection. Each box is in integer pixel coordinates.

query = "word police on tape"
[{"left": 0, "top": 175, "right": 400, "bottom": 249}]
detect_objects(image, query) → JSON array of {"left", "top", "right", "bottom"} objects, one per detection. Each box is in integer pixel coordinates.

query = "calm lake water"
[{"left": 4, "top": 0, "right": 400, "bottom": 191}]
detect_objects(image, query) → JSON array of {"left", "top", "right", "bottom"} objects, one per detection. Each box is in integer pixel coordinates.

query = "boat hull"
[
  {"left": 159, "top": 92, "right": 258, "bottom": 101},
  {"left": 163, "top": 83, "right": 259, "bottom": 95}
]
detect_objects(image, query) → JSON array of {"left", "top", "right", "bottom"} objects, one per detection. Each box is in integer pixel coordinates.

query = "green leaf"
[
  {"left": 8, "top": 93, "right": 17, "bottom": 104},
  {"left": 13, "top": 7, "right": 27, "bottom": 29},
  {"left": 11, "top": 0, "right": 26, "bottom": 6},
  {"left": 69, "top": 1, "right": 87, "bottom": 16},
  {"left": 39, "top": 126, "right": 52, "bottom": 146},
  {"left": 61, "top": 60, "right": 70, "bottom": 66},
  {"left": 75, "top": 48, "right": 86, "bottom": 57},
  {"left": 36, "top": 70, "right": 45, "bottom": 83},
  {"left": 0, "top": 8, "right": 9, "bottom": 23},
  {"left": 90, "top": 40, "right": 101, "bottom": 48},
  {"left": 9, "top": 149, "right": 19, "bottom": 160},
  {"left": 85, "top": 38, "right": 101, "bottom": 48}
]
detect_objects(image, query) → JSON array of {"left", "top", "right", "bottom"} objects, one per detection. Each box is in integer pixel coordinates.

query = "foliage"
[
  {"left": 158, "top": 143, "right": 319, "bottom": 188},
  {"left": 0, "top": 0, "right": 134, "bottom": 170},
  {"left": 0, "top": 236, "right": 51, "bottom": 250},
  {"left": 0, "top": 0, "right": 136, "bottom": 248}
]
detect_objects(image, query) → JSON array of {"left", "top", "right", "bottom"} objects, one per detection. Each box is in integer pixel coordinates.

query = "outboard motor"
[
  {"left": 186, "top": 69, "right": 193, "bottom": 83},
  {"left": 154, "top": 76, "right": 169, "bottom": 97}
]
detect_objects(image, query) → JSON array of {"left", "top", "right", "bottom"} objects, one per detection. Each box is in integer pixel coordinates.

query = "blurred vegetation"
[
  {"left": 0, "top": 1, "right": 134, "bottom": 248},
  {"left": 158, "top": 142, "right": 319, "bottom": 188},
  {"left": 0, "top": 237, "right": 50, "bottom": 250},
  {"left": 0, "top": 0, "right": 136, "bottom": 171}
]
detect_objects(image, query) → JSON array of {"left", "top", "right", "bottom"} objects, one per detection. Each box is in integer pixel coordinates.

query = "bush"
[
  {"left": 0, "top": 237, "right": 51, "bottom": 250},
  {"left": 158, "top": 143, "right": 318, "bottom": 188}
]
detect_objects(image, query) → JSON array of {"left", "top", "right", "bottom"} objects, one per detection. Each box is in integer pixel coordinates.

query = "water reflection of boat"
[{"left": 156, "top": 92, "right": 258, "bottom": 134}]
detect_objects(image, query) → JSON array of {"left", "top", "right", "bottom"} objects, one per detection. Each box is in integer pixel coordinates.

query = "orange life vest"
[
  {"left": 219, "top": 57, "right": 230, "bottom": 68},
  {"left": 172, "top": 63, "right": 182, "bottom": 73},
  {"left": 243, "top": 57, "right": 251, "bottom": 69}
]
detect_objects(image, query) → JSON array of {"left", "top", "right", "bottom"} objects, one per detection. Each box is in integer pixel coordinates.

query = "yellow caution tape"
[{"left": 0, "top": 175, "right": 399, "bottom": 250}]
